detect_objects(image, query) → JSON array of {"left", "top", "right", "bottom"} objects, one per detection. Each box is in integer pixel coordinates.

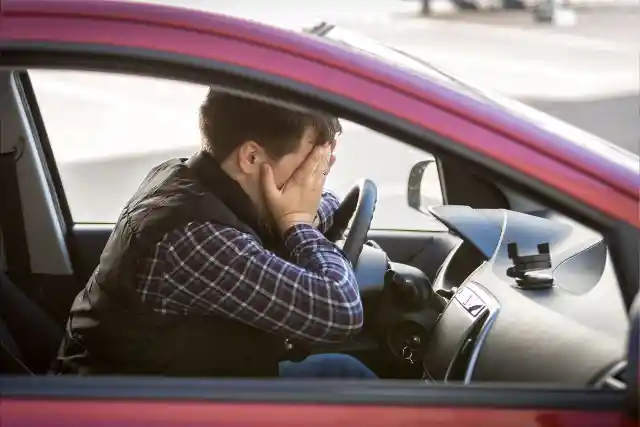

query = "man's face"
[
  {"left": 269, "top": 127, "right": 320, "bottom": 190},
  {"left": 255, "top": 128, "right": 328, "bottom": 230},
  {"left": 225, "top": 126, "right": 336, "bottom": 229}
]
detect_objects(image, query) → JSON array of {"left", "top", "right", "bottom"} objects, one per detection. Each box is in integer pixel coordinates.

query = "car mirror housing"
[{"left": 407, "top": 159, "right": 443, "bottom": 214}]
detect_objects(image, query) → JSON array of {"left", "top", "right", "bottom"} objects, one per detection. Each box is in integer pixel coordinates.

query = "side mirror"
[{"left": 407, "top": 159, "right": 443, "bottom": 213}]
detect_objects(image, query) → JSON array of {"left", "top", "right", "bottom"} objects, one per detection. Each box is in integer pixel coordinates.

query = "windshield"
[{"left": 312, "top": 24, "right": 639, "bottom": 176}]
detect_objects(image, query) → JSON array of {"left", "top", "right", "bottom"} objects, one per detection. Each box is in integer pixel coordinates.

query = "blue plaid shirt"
[{"left": 135, "top": 191, "right": 363, "bottom": 344}]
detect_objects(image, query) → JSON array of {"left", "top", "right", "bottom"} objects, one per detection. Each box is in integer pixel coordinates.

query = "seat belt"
[
  {"left": 0, "top": 315, "right": 33, "bottom": 375},
  {"left": 0, "top": 151, "right": 31, "bottom": 276}
]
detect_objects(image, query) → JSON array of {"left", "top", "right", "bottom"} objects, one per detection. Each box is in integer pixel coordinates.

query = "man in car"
[{"left": 52, "top": 89, "right": 376, "bottom": 379}]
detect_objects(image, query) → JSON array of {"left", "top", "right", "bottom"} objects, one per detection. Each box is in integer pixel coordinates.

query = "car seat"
[{"left": 0, "top": 272, "right": 63, "bottom": 374}]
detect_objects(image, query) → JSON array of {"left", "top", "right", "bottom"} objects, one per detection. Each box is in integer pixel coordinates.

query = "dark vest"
[{"left": 53, "top": 152, "right": 284, "bottom": 377}]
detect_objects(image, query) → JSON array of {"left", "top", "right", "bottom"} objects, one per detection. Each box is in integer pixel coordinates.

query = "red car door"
[
  {"left": 0, "top": 1, "right": 637, "bottom": 426},
  {"left": 0, "top": 378, "right": 635, "bottom": 427}
]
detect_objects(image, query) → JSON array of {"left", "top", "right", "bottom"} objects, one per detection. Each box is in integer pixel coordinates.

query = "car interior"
[{"left": 0, "top": 61, "right": 636, "bottom": 404}]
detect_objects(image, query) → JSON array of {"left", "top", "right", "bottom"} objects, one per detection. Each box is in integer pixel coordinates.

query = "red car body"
[{"left": 0, "top": 1, "right": 637, "bottom": 426}]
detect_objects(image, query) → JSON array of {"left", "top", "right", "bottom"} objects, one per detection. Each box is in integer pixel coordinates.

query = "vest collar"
[{"left": 185, "top": 151, "right": 264, "bottom": 235}]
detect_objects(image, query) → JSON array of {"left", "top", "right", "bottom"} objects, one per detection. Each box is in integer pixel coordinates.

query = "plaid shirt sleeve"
[
  {"left": 315, "top": 190, "right": 340, "bottom": 234},
  {"left": 137, "top": 220, "right": 363, "bottom": 344}
]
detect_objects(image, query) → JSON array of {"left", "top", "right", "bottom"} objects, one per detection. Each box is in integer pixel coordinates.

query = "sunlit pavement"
[
  {"left": 360, "top": 5, "right": 639, "bottom": 154},
  {"left": 27, "top": 1, "right": 639, "bottom": 224}
]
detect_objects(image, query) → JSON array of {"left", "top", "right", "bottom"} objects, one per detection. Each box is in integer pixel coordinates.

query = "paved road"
[
  {"left": 340, "top": 6, "right": 639, "bottom": 152},
  {"left": 27, "top": 1, "right": 639, "bottom": 226},
  {"left": 418, "top": 7, "right": 640, "bottom": 153}
]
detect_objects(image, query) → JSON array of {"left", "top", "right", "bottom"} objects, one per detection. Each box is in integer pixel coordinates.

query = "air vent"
[{"left": 597, "top": 361, "right": 627, "bottom": 391}]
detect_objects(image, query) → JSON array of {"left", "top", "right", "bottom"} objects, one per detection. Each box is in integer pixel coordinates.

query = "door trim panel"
[{"left": 0, "top": 377, "right": 626, "bottom": 409}]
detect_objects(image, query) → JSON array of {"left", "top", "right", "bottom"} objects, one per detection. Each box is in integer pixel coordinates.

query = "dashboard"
[{"left": 353, "top": 205, "right": 629, "bottom": 385}]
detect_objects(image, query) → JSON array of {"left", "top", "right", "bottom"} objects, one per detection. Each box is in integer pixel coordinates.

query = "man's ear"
[{"left": 237, "top": 140, "right": 265, "bottom": 175}]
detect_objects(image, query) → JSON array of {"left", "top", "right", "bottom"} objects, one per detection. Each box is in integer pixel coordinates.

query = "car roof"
[{"left": 2, "top": 0, "right": 638, "bottom": 226}]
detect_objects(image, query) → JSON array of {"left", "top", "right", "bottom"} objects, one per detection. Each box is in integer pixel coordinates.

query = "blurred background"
[{"left": 29, "top": 0, "right": 639, "bottom": 226}]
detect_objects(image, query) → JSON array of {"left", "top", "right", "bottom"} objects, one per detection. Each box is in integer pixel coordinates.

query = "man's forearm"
[
  {"left": 160, "top": 221, "right": 363, "bottom": 344},
  {"left": 282, "top": 223, "right": 363, "bottom": 341}
]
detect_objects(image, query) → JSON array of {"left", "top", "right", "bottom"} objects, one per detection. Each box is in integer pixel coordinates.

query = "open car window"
[{"left": 28, "top": 69, "right": 444, "bottom": 230}]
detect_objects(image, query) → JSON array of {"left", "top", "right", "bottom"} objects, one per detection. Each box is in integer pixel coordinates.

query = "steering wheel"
[{"left": 325, "top": 179, "right": 377, "bottom": 266}]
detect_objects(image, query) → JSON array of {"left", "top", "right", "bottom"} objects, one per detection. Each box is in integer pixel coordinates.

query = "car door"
[{"left": 1, "top": 2, "right": 638, "bottom": 425}]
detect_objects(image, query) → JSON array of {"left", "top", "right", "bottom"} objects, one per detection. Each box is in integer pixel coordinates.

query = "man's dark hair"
[{"left": 199, "top": 89, "right": 342, "bottom": 160}]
